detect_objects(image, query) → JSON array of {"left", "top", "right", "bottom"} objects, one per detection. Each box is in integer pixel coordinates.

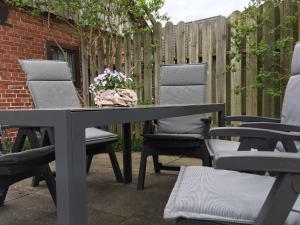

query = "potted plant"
[{"left": 89, "top": 68, "right": 137, "bottom": 107}]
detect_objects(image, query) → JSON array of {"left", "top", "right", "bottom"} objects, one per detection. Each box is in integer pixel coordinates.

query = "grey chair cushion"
[
  {"left": 205, "top": 139, "right": 258, "bottom": 156},
  {"left": 85, "top": 127, "right": 117, "bottom": 143},
  {"left": 28, "top": 81, "right": 81, "bottom": 109},
  {"left": 158, "top": 64, "right": 209, "bottom": 135},
  {"left": 20, "top": 60, "right": 73, "bottom": 81},
  {"left": 164, "top": 166, "right": 300, "bottom": 225},
  {"left": 291, "top": 43, "right": 300, "bottom": 76}
]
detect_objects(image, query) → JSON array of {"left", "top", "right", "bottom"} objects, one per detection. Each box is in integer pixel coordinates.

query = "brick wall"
[
  {"left": 0, "top": 5, "right": 80, "bottom": 110},
  {"left": 0, "top": 4, "right": 80, "bottom": 140}
]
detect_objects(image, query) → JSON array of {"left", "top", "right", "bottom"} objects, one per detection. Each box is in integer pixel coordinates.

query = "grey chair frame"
[
  {"left": 175, "top": 127, "right": 300, "bottom": 225},
  {"left": 138, "top": 64, "right": 211, "bottom": 190},
  {"left": 0, "top": 126, "right": 56, "bottom": 207}
]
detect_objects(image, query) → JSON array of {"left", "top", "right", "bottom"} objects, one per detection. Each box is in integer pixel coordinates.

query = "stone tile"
[{"left": 0, "top": 153, "right": 193, "bottom": 225}]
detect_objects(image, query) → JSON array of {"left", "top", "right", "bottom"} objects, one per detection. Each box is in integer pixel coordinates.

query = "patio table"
[{"left": 0, "top": 103, "right": 225, "bottom": 225}]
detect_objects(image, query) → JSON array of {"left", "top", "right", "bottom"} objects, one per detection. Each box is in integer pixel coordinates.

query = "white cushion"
[{"left": 164, "top": 166, "right": 300, "bottom": 225}]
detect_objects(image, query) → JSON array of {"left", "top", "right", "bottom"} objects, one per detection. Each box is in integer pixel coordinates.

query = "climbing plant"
[{"left": 229, "top": 0, "right": 300, "bottom": 97}]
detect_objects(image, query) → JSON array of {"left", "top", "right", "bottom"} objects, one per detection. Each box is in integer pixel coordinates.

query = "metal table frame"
[{"left": 0, "top": 104, "right": 225, "bottom": 225}]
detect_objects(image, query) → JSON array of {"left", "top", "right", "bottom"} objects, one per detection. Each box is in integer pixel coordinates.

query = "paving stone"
[{"left": 0, "top": 153, "right": 199, "bottom": 225}]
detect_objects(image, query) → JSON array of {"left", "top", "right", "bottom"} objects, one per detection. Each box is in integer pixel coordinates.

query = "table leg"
[
  {"left": 55, "top": 114, "right": 88, "bottom": 225},
  {"left": 123, "top": 123, "right": 132, "bottom": 183}
]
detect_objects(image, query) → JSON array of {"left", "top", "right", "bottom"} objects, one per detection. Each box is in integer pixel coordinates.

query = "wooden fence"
[{"left": 95, "top": 1, "right": 300, "bottom": 138}]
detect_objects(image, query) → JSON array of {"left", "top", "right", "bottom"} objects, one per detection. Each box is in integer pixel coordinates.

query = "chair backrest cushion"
[
  {"left": 278, "top": 43, "right": 300, "bottom": 152},
  {"left": 157, "top": 64, "right": 208, "bottom": 134},
  {"left": 20, "top": 60, "right": 81, "bottom": 109}
]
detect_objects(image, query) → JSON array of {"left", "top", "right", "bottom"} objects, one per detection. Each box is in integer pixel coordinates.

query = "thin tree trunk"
[{"left": 81, "top": 39, "right": 90, "bottom": 106}]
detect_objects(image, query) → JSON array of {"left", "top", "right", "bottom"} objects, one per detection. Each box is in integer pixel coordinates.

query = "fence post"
[
  {"left": 176, "top": 21, "right": 186, "bottom": 64},
  {"left": 153, "top": 23, "right": 162, "bottom": 104},
  {"left": 246, "top": 17, "right": 258, "bottom": 116},
  {"left": 164, "top": 22, "right": 175, "bottom": 64},
  {"left": 229, "top": 11, "right": 242, "bottom": 117},
  {"left": 143, "top": 30, "right": 153, "bottom": 102},
  {"left": 215, "top": 16, "right": 227, "bottom": 105}
]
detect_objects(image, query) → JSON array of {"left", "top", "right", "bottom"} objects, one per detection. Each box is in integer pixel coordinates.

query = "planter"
[{"left": 94, "top": 88, "right": 138, "bottom": 108}]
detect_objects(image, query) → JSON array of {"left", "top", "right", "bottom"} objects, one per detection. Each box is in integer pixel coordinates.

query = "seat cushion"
[
  {"left": 164, "top": 166, "right": 300, "bottom": 225},
  {"left": 85, "top": 128, "right": 117, "bottom": 144}
]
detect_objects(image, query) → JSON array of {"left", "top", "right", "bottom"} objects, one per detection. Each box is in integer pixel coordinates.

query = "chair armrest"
[
  {"left": 210, "top": 127, "right": 300, "bottom": 152},
  {"left": 215, "top": 151, "right": 300, "bottom": 173},
  {"left": 240, "top": 122, "right": 300, "bottom": 132},
  {"left": 210, "top": 127, "right": 300, "bottom": 141},
  {"left": 225, "top": 115, "right": 281, "bottom": 123}
]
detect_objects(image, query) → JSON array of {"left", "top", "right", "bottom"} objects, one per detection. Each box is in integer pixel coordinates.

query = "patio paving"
[{"left": 0, "top": 152, "right": 201, "bottom": 225}]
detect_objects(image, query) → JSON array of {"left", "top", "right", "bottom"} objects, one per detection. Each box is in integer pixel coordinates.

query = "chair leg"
[
  {"left": 42, "top": 165, "right": 56, "bottom": 207},
  {"left": 0, "top": 177, "right": 10, "bottom": 207},
  {"left": 86, "top": 154, "right": 93, "bottom": 174},
  {"left": 107, "top": 147, "right": 123, "bottom": 183},
  {"left": 152, "top": 154, "right": 161, "bottom": 173},
  {"left": 137, "top": 150, "right": 149, "bottom": 190}
]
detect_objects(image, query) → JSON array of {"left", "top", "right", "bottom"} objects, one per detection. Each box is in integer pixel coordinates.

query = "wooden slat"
[
  {"left": 246, "top": 17, "right": 258, "bottom": 116},
  {"left": 164, "top": 22, "right": 175, "bottom": 64},
  {"left": 176, "top": 21, "right": 186, "bottom": 64},
  {"left": 143, "top": 30, "right": 153, "bottom": 102},
  {"left": 229, "top": 11, "right": 242, "bottom": 116},
  {"left": 215, "top": 16, "right": 227, "bottom": 104},
  {"left": 133, "top": 33, "right": 142, "bottom": 99},
  {"left": 202, "top": 21, "right": 214, "bottom": 104},
  {"left": 153, "top": 22, "right": 162, "bottom": 103},
  {"left": 189, "top": 22, "right": 199, "bottom": 63},
  {"left": 124, "top": 35, "right": 131, "bottom": 76}
]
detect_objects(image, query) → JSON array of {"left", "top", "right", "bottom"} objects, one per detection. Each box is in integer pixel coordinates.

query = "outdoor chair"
[
  {"left": 138, "top": 64, "right": 211, "bottom": 190},
  {"left": 19, "top": 60, "right": 123, "bottom": 183},
  {"left": 164, "top": 124, "right": 300, "bottom": 225},
  {"left": 206, "top": 42, "right": 300, "bottom": 159},
  {"left": 0, "top": 126, "right": 56, "bottom": 207}
]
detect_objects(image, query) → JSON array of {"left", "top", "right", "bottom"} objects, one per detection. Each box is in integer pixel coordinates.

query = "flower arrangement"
[{"left": 89, "top": 68, "right": 138, "bottom": 107}]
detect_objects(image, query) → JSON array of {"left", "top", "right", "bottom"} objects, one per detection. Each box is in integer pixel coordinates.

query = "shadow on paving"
[{"left": 0, "top": 152, "right": 201, "bottom": 225}]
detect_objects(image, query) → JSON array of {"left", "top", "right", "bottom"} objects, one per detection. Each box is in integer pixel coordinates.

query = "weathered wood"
[
  {"left": 164, "top": 22, "right": 175, "bottom": 64},
  {"left": 215, "top": 16, "right": 227, "bottom": 104},
  {"left": 176, "top": 21, "right": 186, "bottom": 64},
  {"left": 229, "top": 11, "right": 242, "bottom": 116},
  {"left": 143, "top": 30, "right": 153, "bottom": 102},
  {"left": 153, "top": 22, "right": 162, "bottom": 104},
  {"left": 133, "top": 33, "right": 142, "bottom": 99},
  {"left": 189, "top": 22, "right": 199, "bottom": 63},
  {"left": 246, "top": 17, "right": 258, "bottom": 116},
  {"left": 202, "top": 21, "right": 214, "bottom": 104}
]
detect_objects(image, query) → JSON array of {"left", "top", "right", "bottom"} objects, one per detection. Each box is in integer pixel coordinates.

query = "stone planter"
[{"left": 93, "top": 88, "right": 138, "bottom": 108}]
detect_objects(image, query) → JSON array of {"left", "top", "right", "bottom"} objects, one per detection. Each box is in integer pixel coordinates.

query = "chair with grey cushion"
[
  {"left": 206, "top": 42, "right": 300, "bottom": 159},
  {"left": 137, "top": 64, "right": 211, "bottom": 190},
  {"left": 164, "top": 152, "right": 300, "bottom": 225},
  {"left": 0, "top": 126, "right": 56, "bottom": 207},
  {"left": 19, "top": 60, "right": 123, "bottom": 183}
]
